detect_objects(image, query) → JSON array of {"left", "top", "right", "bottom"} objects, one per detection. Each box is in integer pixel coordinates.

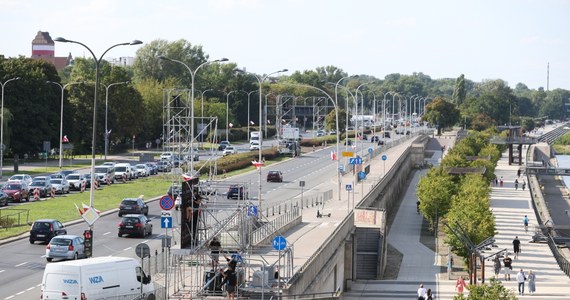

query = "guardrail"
[
  {"left": 0, "top": 209, "right": 30, "bottom": 230},
  {"left": 252, "top": 205, "right": 301, "bottom": 246},
  {"left": 546, "top": 236, "right": 570, "bottom": 277}
]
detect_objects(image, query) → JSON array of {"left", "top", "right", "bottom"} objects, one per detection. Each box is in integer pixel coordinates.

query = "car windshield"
[
  {"left": 122, "top": 200, "right": 137, "bottom": 205},
  {"left": 30, "top": 181, "right": 44, "bottom": 186},
  {"left": 116, "top": 166, "right": 128, "bottom": 172},
  {"left": 50, "top": 238, "right": 71, "bottom": 246},
  {"left": 123, "top": 217, "right": 141, "bottom": 224},
  {"left": 137, "top": 165, "right": 145, "bottom": 169},
  {"left": 51, "top": 179, "right": 62, "bottom": 184},
  {"left": 94, "top": 167, "right": 108, "bottom": 173},
  {"left": 269, "top": 171, "right": 279, "bottom": 175},
  {"left": 33, "top": 222, "right": 51, "bottom": 229},
  {"left": 67, "top": 175, "right": 80, "bottom": 180},
  {"left": 4, "top": 184, "right": 21, "bottom": 190},
  {"left": 10, "top": 175, "right": 23, "bottom": 180}
]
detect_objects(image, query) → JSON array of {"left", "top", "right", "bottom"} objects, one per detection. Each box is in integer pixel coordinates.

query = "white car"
[
  {"left": 135, "top": 164, "right": 149, "bottom": 177},
  {"left": 160, "top": 152, "right": 173, "bottom": 161},
  {"left": 250, "top": 141, "right": 260, "bottom": 151},
  {"left": 50, "top": 178, "right": 70, "bottom": 194},
  {"left": 9, "top": 174, "right": 33, "bottom": 185},
  {"left": 223, "top": 146, "right": 237, "bottom": 156}
]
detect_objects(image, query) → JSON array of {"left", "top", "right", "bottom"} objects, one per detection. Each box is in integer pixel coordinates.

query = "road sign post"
[
  {"left": 382, "top": 154, "right": 387, "bottom": 176},
  {"left": 299, "top": 181, "right": 305, "bottom": 209}
]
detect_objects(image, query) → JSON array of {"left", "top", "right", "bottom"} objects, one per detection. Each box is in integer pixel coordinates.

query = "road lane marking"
[
  {"left": 15, "top": 291, "right": 25, "bottom": 295},
  {"left": 103, "top": 232, "right": 111, "bottom": 235},
  {"left": 123, "top": 247, "right": 132, "bottom": 251},
  {"left": 0, "top": 270, "right": 4, "bottom": 273},
  {"left": 26, "top": 287, "right": 34, "bottom": 291},
  {"left": 15, "top": 262, "right": 28, "bottom": 267},
  {"left": 6, "top": 295, "right": 15, "bottom": 299}
]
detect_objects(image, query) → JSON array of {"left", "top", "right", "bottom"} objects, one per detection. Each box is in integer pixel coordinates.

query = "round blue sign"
[
  {"left": 273, "top": 236, "right": 287, "bottom": 251},
  {"left": 160, "top": 195, "right": 174, "bottom": 210},
  {"left": 382, "top": 154, "right": 387, "bottom": 161}
]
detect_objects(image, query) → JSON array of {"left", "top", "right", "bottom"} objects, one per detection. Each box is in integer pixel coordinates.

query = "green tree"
[
  {"left": 452, "top": 74, "right": 466, "bottom": 105},
  {"left": 324, "top": 108, "right": 347, "bottom": 132},
  {"left": 454, "top": 278, "right": 516, "bottom": 300},
  {"left": 423, "top": 97, "right": 460, "bottom": 134},
  {"left": 416, "top": 167, "right": 456, "bottom": 228}
]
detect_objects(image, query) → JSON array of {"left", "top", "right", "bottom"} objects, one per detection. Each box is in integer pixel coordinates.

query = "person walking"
[
  {"left": 523, "top": 215, "right": 529, "bottom": 232},
  {"left": 513, "top": 236, "right": 521, "bottom": 259},
  {"left": 500, "top": 176, "right": 504, "bottom": 187},
  {"left": 517, "top": 169, "right": 521, "bottom": 178},
  {"left": 522, "top": 180, "right": 526, "bottom": 191},
  {"left": 516, "top": 269, "right": 527, "bottom": 295},
  {"left": 426, "top": 288, "right": 434, "bottom": 300},
  {"left": 493, "top": 255, "right": 502, "bottom": 279},
  {"left": 514, "top": 179, "right": 519, "bottom": 190},
  {"left": 503, "top": 254, "right": 513, "bottom": 280},
  {"left": 528, "top": 270, "right": 536, "bottom": 295},
  {"left": 455, "top": 276, "right": 467, "bottom": 295},
  {"left": 417, "top": 283, "right": 427, "bottom": 300}
]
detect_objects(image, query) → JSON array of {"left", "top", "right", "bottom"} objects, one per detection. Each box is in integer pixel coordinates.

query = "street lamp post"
[
  {"left": 47, "top": 81, "right": 83, "bottom": 168},
  {"left": 246, "top": 90, "right": 258, "bottom": 140},
  {"left": 158, "top": 56, "right": 228, "bottom": 173},
  {"left": 235, "top": 69, "right": 288, "bottom": 218},
  {"left": 102, "top": 81, "right": 128, "bottom": 160},
  {"left": 55, "top": 37, "right": 142, "bottom": 210},
  {"left": 0, "top": 77, "right": 20, "bottom": 179}
]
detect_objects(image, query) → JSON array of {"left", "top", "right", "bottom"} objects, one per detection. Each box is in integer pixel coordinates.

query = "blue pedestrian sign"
[
  {"left": 248, "top": 205, "right": 258, "bottom": 217},
  {"left": 359, "top": 171, "right": 366, "bottom": 180},
  {"left": 368, "top": 148, "right": 373, "bottom": 154},
  {"left": 382, "top": 154, "right": 387, "bottom": 161},
  {"left": 159, "top": 195, "right": 174, "bottom": 210},
  {"left": 349, "top": 157, "right": 363, "bottom": 165},
  {"left": 345, "top": 184, "right": 353, "bottom": 191},
  {"left": 161, "top": 216, "right": 173, "bottom": 228},
  {"left": 273, "top": 236, "right": 287, "bottom": 251}
]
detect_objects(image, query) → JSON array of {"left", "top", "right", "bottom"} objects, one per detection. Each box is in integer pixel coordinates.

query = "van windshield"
[{"left": 116, "top": 167, "right": 127, "bottom": 172}]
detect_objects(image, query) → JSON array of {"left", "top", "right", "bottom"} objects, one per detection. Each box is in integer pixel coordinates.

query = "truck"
[
  {"left": 250, "top": 131, "right": 261, "bottom": 144},
  {"left": 281, "top": 127, "right": 300, "bottom": 140},
  {"left": 41, "top": 256, "right": 156, "bottom": 300}
]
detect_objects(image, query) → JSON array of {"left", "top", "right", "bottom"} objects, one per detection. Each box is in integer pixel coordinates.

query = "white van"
[
  {"left": 114, "top": 163, "right": 132, "bottom": 181},
  {"left": 41, "top": 256, "right": 156, "bottom": 300}
]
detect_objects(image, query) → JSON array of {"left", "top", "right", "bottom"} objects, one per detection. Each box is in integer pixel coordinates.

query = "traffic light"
[{"left": 83, "top": 229, "right": 93, "bottom": 258}]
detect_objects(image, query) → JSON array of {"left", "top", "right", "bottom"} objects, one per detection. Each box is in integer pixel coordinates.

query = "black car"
[
  {"left": 218, "top": 141, "right": 230, "bottom": 151},
  {"left": 0, "top": 190, "right": 8, "bottom": 206},
  {"left": 118, "top": 214, "right": 153, "bottom": 238},
  {"left": 118, "top": 197, "right": 149, "bottom": 217},
  {"left": 267, "top": 170, "right": 283, "bottom": 182},
  {"left": 383, "top": 132, "right": 391, "bottom": 139},
  {"left": 168, "top": 184, "right": 181, "bottom": 199},
  {"left": 29, "top": 219, "right": 67, "bottom": 244},
  {"left": 28, "top": 180, "right": 51, "bottom": 198},
  {"left": 227, "top": 185, "right": 248, "bottom": 200}
]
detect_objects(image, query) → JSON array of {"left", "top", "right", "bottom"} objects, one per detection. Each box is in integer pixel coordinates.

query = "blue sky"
[{"left": 1, "top": 0, "right": 569, "bottom": 90}]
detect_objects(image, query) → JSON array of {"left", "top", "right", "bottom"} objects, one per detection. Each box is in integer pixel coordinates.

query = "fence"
[
  {"left": 546, "top": 236, "right": 570, "bottom": 277},
  {"left": 0, "top": 208, "right": 30, "bottom": 229}
]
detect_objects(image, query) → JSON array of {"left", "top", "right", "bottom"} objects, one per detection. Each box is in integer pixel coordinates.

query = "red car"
[
  {"left": 267, "top": 170, "right": 283, "bottom": 182},
  {"left": 3, "top": 182, "right": 30, "bottom": 202}
]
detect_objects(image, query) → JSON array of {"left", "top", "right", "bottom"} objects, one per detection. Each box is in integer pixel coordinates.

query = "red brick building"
[{"left": 31, "top": 31, "right": 72, "bottom": 70}]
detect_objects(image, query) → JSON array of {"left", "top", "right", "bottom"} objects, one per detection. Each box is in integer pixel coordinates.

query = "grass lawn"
[{"left": 0, "top": 175, "right": 171, "bottom": 240}]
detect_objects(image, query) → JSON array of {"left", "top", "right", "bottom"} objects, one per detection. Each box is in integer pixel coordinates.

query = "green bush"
[{"left": 193, "top": 148, "right": 280, "bottom": 174}]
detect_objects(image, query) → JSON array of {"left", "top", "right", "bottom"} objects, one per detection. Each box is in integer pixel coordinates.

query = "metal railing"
[
  {"left": 0, "top": 208, "right": 30, "bottom": 230},
  {"left": 546, "top": 236, "right": 570, "bottom": 277},
  {"left": 252, "top": 205, "right": 301, "bottom": 246}
]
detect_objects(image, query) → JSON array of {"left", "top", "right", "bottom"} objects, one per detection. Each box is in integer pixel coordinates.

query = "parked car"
[
  {"left": 218, "top": 141, "right": 231, "bottom": 151},
  {"left": 267, "top": 170, "right": 284, "bottom": 182},
  {"left": 129, "top": 165, "right": 139, "bottom": 179},
  {"left": 118, "top": 197, "right": 149, "bottom": 217},
  {"left": 0, "top": 190, "right": 8, "bottom": 206},
  {"left": 49, "top": 173, "right": 64, "bottom": 180},
  {"left": 45, "top": 235, "right": 85, "bottom": 262},
  {"left": 145, "top": 162, "right": 158, "bottom": 175},
  {"left": 58, "top": 170, "right": 75, "bottom": 179},
  {"left": 227, "top": 185, "right": 248, "bottom": 200},
  {"left": 29, "top": 179, "right": 51, "bottom": 198},
  {"left": 3, "top": 182, "right": 30, "bottom": 202},
  {"left": 223, "top": 146, "right": 237, "bottom": 156},
  {"left": 135, "top": 164, "right": 150, "bottom": 177},
  {"left": 8, "top": 174, "right": 33, "bottom": 185},
  {"left": 29, "top": 219, "right": 67, "bottom": 244},
  {"left": 156, "top": 161, "right": 172, "bottom": 172},
  {"left": 50, "top": 178, "right": 70, "bottom": 194},
  {"left": 117, "top": 214, "right": 153, "bottom": 238},
  {"left": 66, "top": 173, "right": 87, "bottom": 191},
  {"left": 94, "top": 165, "right": 115, "bottom": 184},
  {"left": 160, "top": 152, "right": 173, "bottom": 161},
  {"left": 114, "top": 163, "right": 133, "bottom": 181},
  {"left": 32, "top": 176, "right": 49, "bottom": 183},
  {"left": 83, "top": 174, "right": 93, "bottom": 188}
]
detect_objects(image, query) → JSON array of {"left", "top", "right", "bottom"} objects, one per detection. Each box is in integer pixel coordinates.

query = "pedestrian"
[
  {"left": 516, "top": 269, "right": 527, "bottom": 295},
  {"left": 219, "top": 264, "right": 237, "bottom": 300},
  {"left": 494, "top": 176, "right": 498, "bottom": 186},
  {"left": 513, "top": 236, "right": 521, "bottom": 259},
  {"left": 503, "top": 254, "right": 513, "bottom": 280},
  {"left": 209, "top": 237, "right": 222, "bottom": 269},
  {"left": 523, "top": 215, "right": 529, "bottom": 232},
  {"left": 455, "top": 276, "right": 466, "bottom": 295},
  {"left": 522, "top": 180, "right": 526, "bottom": 191},
  {"left": 517, "top": 169, "right": 521, "bottom": 177},
  {"left": 514, "top": 179, "right": 519, "bottom": 190},
  {"left": 493, "top": 255, "right": 502, "bottom": 279},
  {"left": 500, "top": 176, "right": 504, "bottom": 187},
  {"left": 417, "top": 283, "right": 427, "bottom": 300},
  {"left": 528, "top": 270, "right": 536, "bottom": 295},
  {"left": 426, "top": 288, "right": 434, "bottom": 300}
]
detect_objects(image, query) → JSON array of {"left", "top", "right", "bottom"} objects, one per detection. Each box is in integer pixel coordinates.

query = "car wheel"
[
  {"left": 46, "top": 257, "right": 53, "bottom": 262},
  {"left": 118, "top": 213, "right": 122, "bottom": 217},
  {"left": 118, "top": 233, "right": 122, "bottom": 237},
  {"left": 29, "top": 239, "right": 34, "bottom": 244}
]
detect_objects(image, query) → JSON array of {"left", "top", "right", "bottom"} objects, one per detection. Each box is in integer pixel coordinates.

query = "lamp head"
[
  {"left": 54, "top": 37, "right": 69, "bottom": 43},
  {"left": 130, "top": 40, "right": 143, "bottom": 45},
  {"left": 280, "top": 69, "right": 289, "bottom": 72},
  {"left": 219, "top": 58, "right": 229, "bottom": 62}
]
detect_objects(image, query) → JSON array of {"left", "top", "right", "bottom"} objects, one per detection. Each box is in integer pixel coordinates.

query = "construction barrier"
[
  {"left": 94, "top": 180, "right": 99, "bottom": 190},
  {"left": 50, "top": 187, "right": 56, "bottom": 198},
  {"left": 33, "top": 188, "right": 40, "bottom": 201},
  {"left": 81, "top": 181, "right": 86, "bottom": 193}
]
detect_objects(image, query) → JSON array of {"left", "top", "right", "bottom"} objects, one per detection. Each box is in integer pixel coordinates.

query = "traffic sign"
[
  {"left": 248, "top": 205, "right": 258, "bottom": 217},
  {"left": 368, "top": 148, "right": 373, "bottom": 154},
  {"left": 161, "top": 216, "right": 173, "bottom": 228},
  {"left": 339, "top": 165, "right": 345, "bottom": 173},
  {"left": 359, "top": 171, "right": 366, "bottom": 180},
  {"left": 273, "top": 236, "right": 287, "bottom": 251},
  {"left": 299, "top": 180, "right": 305, "bottom": 187},
  {"left": 345, "top": 184, "right": 353, "bottom": 191},
  {"left": 382, "top": 154, "right": 387, "bottom": 161},
  {"left": 349, "top": 157, "right": 363, "bottom": 165},
  {"left": 160, "top": 195, "right": 174, "bottom": 210},
  {"left": 135, "top": 243, "right": 151, "bottom": 258},
  {"left": 342, "top": 151, "right": 354, "bottom": 157}
]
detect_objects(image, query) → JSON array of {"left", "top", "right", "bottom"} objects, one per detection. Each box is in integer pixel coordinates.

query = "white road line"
[
  {"left": 26, "top": 287, "right": 34, "bottom": 291},
  {"left": 0, "top": 270, "right": 4, "bottom": 273},
  {"left": 103, "top": 232, "right": 111, "bottom": 235},
  {"left": 5, "top": 295, "right": 15, "bottom": 299},
  {"left": 15, "top": 262, "right": 28, "bottom": 267},
  {"left": 41, "top": 255, "right": 46, "bottom": 258},
  {"left": 123, "top": 247, "right": 132, "bottom": 251},
  {"left": 15, "top": 291, "right": 25, "bottom": 295}
]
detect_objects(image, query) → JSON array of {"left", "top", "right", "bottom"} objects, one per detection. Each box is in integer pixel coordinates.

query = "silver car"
[
  {"left": 50, "top": 178, "right": 70, "bottom": 194},
  {"left": 45, "top": 235, "right": 85, "bottom": 262}
]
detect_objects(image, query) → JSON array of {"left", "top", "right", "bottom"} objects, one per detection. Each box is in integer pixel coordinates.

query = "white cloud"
[{"left": 383, "top": 17, "right": 417, "bottom": 28}]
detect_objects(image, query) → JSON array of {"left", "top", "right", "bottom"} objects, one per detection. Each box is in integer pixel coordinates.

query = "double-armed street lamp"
[
  {"left": 103, "top": 81, "right": 129, "bottom": 160},
  {"left": 158, "top": 56, "right": 228, "bottom": 173},
  {"left": 0, "top": 77, "right": 21, "bottom": 179},
  {"left": 47, "top": 80, "right": 84, "bottom": 168},
  {"left": 55, "top": 37, "right": 143, "bottom": 209},
  {"left": 234, "top": 68, "right": 288, "bottom": 217}
]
